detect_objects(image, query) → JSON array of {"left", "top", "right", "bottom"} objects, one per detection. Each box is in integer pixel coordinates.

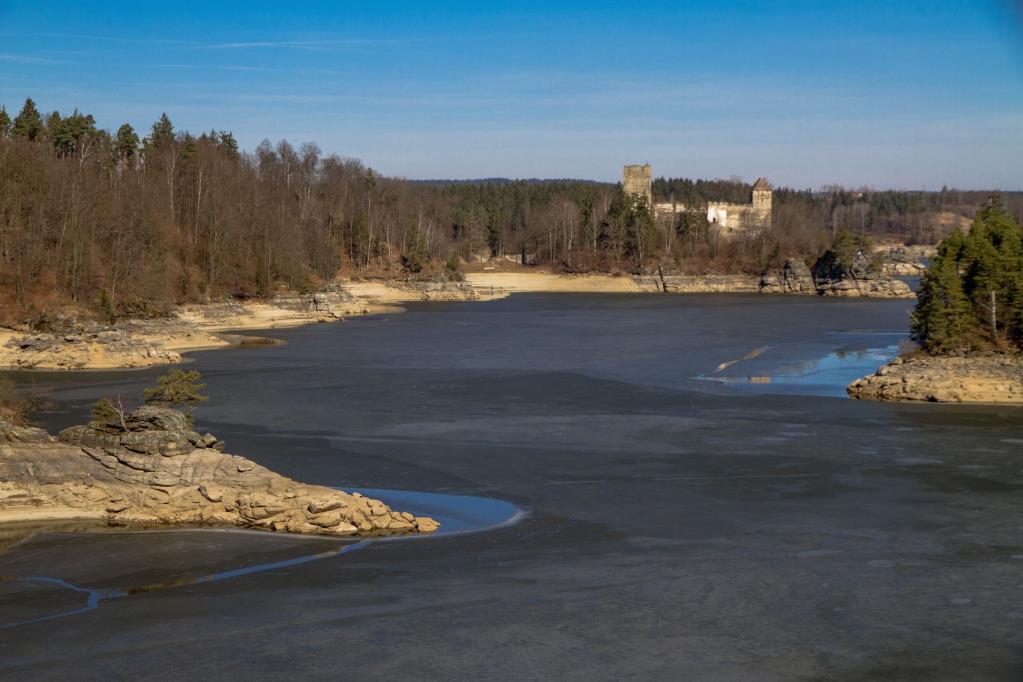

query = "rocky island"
[{"left": 0, "top": 404, "right": 438, "bottom": 536}]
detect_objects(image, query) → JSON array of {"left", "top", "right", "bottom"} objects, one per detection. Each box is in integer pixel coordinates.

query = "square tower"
[
  {"left": 623, "top": 164, "right": 653, "bottom": 208},
  {"left": 752, "top": 177, "right": 772, "bottom": 212}
]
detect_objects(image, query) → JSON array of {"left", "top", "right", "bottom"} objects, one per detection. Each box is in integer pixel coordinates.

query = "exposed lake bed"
[{"left": 2, "top": 293, "right": 1022, "bottom": 680}]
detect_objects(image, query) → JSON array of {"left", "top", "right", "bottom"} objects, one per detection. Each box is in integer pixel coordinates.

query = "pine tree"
[
  {"left": 144, "top": 369, "right": 208, "bottom": 407},
  {"left": 217, "top": 130, "right": 239, "bottom": 160},
  {"left": 962, "top": 197, "right": 1022, "bottom": 346},
  {"left": 11, "top": 97, "right": 43, "bottom": 141},
  {"left": 149, "top": 113, "right": 174, "bottom": 148},
  {"left": 913, "top": 196, "right": 1023, "bottom": 353},
  {"left": 49, "top": 109, "right": 97, "bottom": 158},
  {"left": 0, "top": 106, "right": 10, "bottom": 140},
  {"left": 912, "top": 236, "right": 975, "bottom": 352},
  {"left": 116, "top": 123, "right": 139, "bottom": 162}
]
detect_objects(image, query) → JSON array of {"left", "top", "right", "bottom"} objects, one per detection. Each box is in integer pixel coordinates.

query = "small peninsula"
[
  {"left": 849, "top": 198, "right": 1023, "bottom": 404},
  {"left": 0, "top": 402, "right": 438, "bottom": 536},
  {"left": 0, "top": 368, "right": 438, "bottom": 537}
]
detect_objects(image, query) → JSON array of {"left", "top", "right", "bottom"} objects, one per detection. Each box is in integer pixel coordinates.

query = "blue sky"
[{"left": 1, "top": 1, "right": 1021, "bottom": 188}]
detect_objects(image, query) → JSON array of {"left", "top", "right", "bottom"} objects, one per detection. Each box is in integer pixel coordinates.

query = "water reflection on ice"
[{"left": 701, "top": 341, "right": 901, "bottom": 397}]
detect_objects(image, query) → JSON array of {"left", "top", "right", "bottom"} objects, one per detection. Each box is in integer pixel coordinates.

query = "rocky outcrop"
[
  {"left": 2, "top": 328, "right": 181, "bottom": 369},
  {"left": 405, "top": 279, "right": 482, "bottom": 301},
  {"left": 659, "top": 275, "right": 760, "bottom": 293},
  {"left": 758, "top": 258, "right": 815, "bottom": 294},
  {"left": 0, "top": 287, "right": 380, "bottom": 371},
  {"left": 0, "top": 405, "right": 438, "bottom": 536},
  {"left": 881, "top": 247, "right": 926, "bottom": 276},
  {"left": 760, "top": 252, "right": 914, "bottom": 298},
  {"left": 811, "top": 250, "right": 914, "bottom": 298},
  {"left": 629, "top": 272, "right": 760, "bottom": 293},
  {"left": 269, "top": 287, "right": 363, "bottom": 318},
  {"left": 848, "top": 354, "right": 1023, "bottom": 403}
]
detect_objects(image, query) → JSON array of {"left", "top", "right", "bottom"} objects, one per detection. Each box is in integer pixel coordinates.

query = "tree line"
[
  {"left": 912, "top": 198, "right": 1023, "bottom": 354},
  {"left": 0, "top": 97, "right": 1019, "bottom": 322}
]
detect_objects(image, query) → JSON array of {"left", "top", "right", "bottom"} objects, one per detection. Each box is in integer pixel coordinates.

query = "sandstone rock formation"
[
  {"left": 405, "top": 278, "right": 482, "bottom": 301},
  {"left": 2, "top": 328, "right": 181, "bottom": 369},
  {"left": 758, "top": 258, "right": 816, "bottom": 295},
  {"left": 631, "top": 273, "right": 761, "bottom": 293},
  {"left": 881, "top": 246, "right": 926, "bottom": 276},
  {"left": 811, "top": 250, "right": 914, "bottom": 298},
  {"left": 848, "top": 354, "right": 1023, "bottom": 403},
  {"left": 760, "top": 252, "right": 913, "bottom": 298},
  {"left": 0, "top": 405, "right": 438, "bottom": 536}
]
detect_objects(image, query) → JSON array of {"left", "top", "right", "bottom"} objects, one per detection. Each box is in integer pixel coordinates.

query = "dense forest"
[
  {"left": 1, "top": 97, "right": 1020, "bottom": 321},
  {"left": 912, "top": 198, "right": 1023, "bottom": 354}
]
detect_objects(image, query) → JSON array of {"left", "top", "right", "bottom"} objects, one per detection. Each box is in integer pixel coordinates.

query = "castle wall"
[
  {"left": 654, "top": 200, "right": 686, "bottom": 216},
  {"left": 707, "top": 201, "right": 771, "bottom": 235}
]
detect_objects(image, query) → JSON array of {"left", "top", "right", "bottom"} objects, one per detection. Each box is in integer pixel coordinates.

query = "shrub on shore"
[{"left": 143, "top": 369, "right": 208, "bottom": 408}]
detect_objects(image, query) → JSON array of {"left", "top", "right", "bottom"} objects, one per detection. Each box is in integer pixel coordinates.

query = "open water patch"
[{"left": 0, "top": 488, "right": 522, "bottom": 629}]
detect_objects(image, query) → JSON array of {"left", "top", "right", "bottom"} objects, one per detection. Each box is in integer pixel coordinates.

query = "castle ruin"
[
  {"left": 623, "top": 164, "right": 772, "bottom": 236},
  {"left": 623, "top": 164, "right": 653, "bottom": 209}
]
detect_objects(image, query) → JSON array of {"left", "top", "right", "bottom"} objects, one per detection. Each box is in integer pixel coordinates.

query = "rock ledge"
[
  {"left": 848, "top": 354, "right": 1023, "bottom": 403},
  {"left": 0, "top": 406, "right": 438, "bottom": 536}
]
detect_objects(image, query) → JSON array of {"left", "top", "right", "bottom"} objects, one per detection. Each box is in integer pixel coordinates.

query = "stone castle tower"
[
  {"left": 623, "top": 164, "right": 653, "bottom": 207},
  {"left": 751, "top": 177, "right": 772, "bottom": 220}
]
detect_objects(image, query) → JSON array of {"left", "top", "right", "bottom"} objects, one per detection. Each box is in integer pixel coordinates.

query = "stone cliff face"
[
  {"left": 0, "top": 405, "right": 438, "bottom": 536},
  {"left": 848, "top": 354, "right": 1023, "bottom": 403},
  {"left": 632, "top": 274, "right": 761, "bottom": 293},
  {"left": 760, "top": 252, "right": 913, "bottom": 298},
  {"left": 758, "top": 259, "right": 816, "bottom": 295}
]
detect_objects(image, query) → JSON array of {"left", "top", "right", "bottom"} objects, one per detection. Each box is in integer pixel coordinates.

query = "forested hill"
[
  {"left": 0, "top": 96, "right": 1019, "bottom": 322},
  {"left": 410, "top": 178, "right": 604, "bottom": 186}
]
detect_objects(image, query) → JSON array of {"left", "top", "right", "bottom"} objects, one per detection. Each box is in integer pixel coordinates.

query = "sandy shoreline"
[
  {"left": 464, "top": 271, "right": 654, "bottom": 294},
  {"left": 0, "top": 280, "right": 496, "bottom": 371}
]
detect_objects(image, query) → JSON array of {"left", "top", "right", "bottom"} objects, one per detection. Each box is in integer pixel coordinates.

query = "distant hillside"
[{"left": 409, "top": 178, "right": 606, "bottom": 187}]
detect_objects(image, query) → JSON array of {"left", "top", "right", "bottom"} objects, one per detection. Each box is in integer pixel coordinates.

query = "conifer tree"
[
  {"left": 912, "top": 232, "right": 975, "bottom": 352},
  {"left": 11, "top": 97, "right": 43, "bottom": 141},
  {"left": 913, "top": 196, "right": 1022, "bottom": 353},
  {"left": 144, "top": 369, "right": 208, "bottom": 407},
  {"left": 0, "top": 106, "right": 10, "bottom": 140},
  {"left": 116, "top": 123, "right": 139, "bottom": 165},
  {"left": 150, "top": 113, "right": 175, "bottom": 148},
  {"left": 49, "top": 109, "right": 98, "bottom": 158}
]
